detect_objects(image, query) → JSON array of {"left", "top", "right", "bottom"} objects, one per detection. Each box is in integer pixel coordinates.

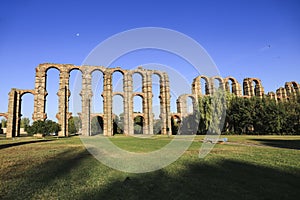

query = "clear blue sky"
[{"left": 0, "top": 0, "right": 299, "bottom": 121}]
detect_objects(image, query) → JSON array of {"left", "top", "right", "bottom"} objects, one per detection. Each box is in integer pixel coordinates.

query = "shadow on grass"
[
  {"left": 2, "top": 149, "right": 299, "bottom": 200},
  {"left": 1, "top": 148, "right": 92, "bottom": 199},
  {"left": 78, "top": 159, "right": 300, "bottom": 200},
  {"left": 251, "top": 139, "right": 300, "bottom": 150},
  {"left": 0, "top": 139, "right": 53, "bottom": 150}
]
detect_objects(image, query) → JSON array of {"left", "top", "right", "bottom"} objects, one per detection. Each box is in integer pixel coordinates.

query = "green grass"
[{"left": 0, "top": 135, "right": 299, "bottom": 200}]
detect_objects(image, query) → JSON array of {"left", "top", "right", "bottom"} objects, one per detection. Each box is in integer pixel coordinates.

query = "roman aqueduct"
[{"left": 0, "top": 63, "right": 299, "bottom": 138}]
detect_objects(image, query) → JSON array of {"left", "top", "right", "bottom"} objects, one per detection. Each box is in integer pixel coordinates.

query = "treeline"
[{"left": 177, "top": 93, "right": 300, "bottom": 135}]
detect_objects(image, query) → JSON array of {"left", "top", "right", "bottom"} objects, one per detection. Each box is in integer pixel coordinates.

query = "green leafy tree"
[
  {"left": 20, "top": 117, "right": 30, "bottom": 132},
  {"left": 134, "top": 116, "right": 143, "bottom": 134},
  {"left": 68, "top": 116, "right": 82, "bottom": 134},
  {"left": 27, "top": 120, "right": 61, "bottom": 136},
  {"left": 1, "top": 118, "right": 7, "bottom": 128}
]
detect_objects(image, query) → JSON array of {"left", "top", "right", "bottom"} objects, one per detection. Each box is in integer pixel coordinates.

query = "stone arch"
[
  {"left": 133, "top": 93, "right": 144, "bottom": 113},
  {"left": 243, "top": 78, "right": 264, "bottom": 97},
  {"left": 133, "top": 115, "right": 144, "bottom": 134},
  {"left": 192, "top": 75, "right": 211, "bottom": 96},
  {"left": 112, "top": 93, "right": 125, "bottom": 114},
  {"left": 68, "top": 68, "right": 83, "bottom": 117},
  {"left": 0, "top": 113, "right": 7, "bottom": 134},
  {"left": 19, "top": 90, "right": 35, "bottom": 125},
  {"left": 19, "top": 90, "right": 35, "bottom": 98},
  {"left": 224, "top": 76, "right": 241, "bottom": 96},
  {"left": 285, "top": 81, "right": 300, "bottom": 97},
  {"left": 0, "top": 113, "right": 8, "bottom": 119},
  {"left": 91, "top": 115, "right": 104, "bottom": 135},
  {"left": 89, "top": 66, "right": 106, "bottom": 75},
  {"left": 6, "top": 64, "right": 172, "bottom": 137},
  {"left": 67, "top": 65, "right": 83, "bottom": 74},
  {"left": 177, "top": 94, "right": 198, "bottom": 117},
  {"left": 111, "top": 68, "right": 125, "bottom": 92},
  {"left": 45, "top": 65, "right": 62, "bottom": 74},
  {"left": 152, "top": 70, "right": 164, "bottom": 81},
  {"left": 131, "top": 71, "right": 145, "bottom": 92},
  {"left": 267, "top": 92, "right": 277, "bottom": 101},
  {"left": 276, "top": 87, "right": 287, "bottom": 101},
  {"left": 211, "top": 76, "right": 225, "bottom": 92}
]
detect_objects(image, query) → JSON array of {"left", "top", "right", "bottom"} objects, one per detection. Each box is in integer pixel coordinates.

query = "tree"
[
  {"left": 20, "top": 117, "right": 30, "bottom": 131},
  {"left": 1, "top": 118, "right": 7, "bottom": 128},
  {"left": 68, "top": 116, "right": 82, "bottom": 134},
  {"left": 27, "top": 120, "right": 61, "bottom": 136},
  {"left": 134, "top": 116, "right": 143, "bottom": 134}
]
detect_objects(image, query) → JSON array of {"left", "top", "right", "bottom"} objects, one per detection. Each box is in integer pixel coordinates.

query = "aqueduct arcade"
[{"left": 3, "top": 63, "right": 300, "bottom": 138}]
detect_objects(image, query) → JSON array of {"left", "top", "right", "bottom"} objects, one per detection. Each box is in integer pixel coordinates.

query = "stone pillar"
[
  {"left": 33, "top": 66, "right": 47, "bottom": 121},
  {"left": 192, "top": 77, "right": 200, "bottom": 98},
  {"left": 15, "top": 91, "right": 21, "bottom": 137},
  {"left": 128, "top": 74, "right": 134, "bottom": 135},
  {"left": 254, "top": 84, "right": 264, "bottom": 98},
  {"left": 160, "top": 74, "right": 167, "bottom": 135},
  {"left": 143, "top": 72, "right": 151, "bottom": 135},
  {"left": 56, "top": 68, "right": 70, "bottom": 137},
  {"left": 103, "top": 70, "right": 113, "bottom": 136},
  {"left": 164, "top": 74, "right": 172, "bottom": 135},
  {"left": 243, "top": 79, "right": 251, "bottom": 97},
  {"left": 123, "top": 72, "right": 133, "bottom": 135},
  {"left": 80, "top": 69, "right": 92, "bottom": 136},
  {"left": 6, "top": 89, "right": 18, "bottom": 138}
]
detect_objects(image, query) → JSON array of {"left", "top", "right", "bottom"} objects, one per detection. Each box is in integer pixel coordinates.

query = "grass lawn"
[{"left": 0, "top": 135, "right": 299, "bottom": 200}]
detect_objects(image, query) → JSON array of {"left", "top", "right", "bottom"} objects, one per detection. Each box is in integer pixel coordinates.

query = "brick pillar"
[
  {"left": 128, "top": 74, "right": 134, "bottom": 135},
  {"left": 103, "top": 71, "right": 113, "bottom": 136},
  {"left": 142, "top": 72, "right": 151, "bottom": 135},
  {"left": 243, "top": 79, "right": 251, "bottom": 97},
  {"left": 57, "top": 69, "right": 70, "bottom": 137},
  {"left": 123, "top": 73, "right": 133, "bottom": 135},
  {"left": 192, "top": 77, "right": 201, "bottom": 97},
  {"left": 33, "top": 66, "right": 47, "bottom": 121},
  {"left": 160, "top": 74, "right": 167, "bottom": 135},
  {"left": 6, "top": 89, "right": 18, "bottom": 138},
  {"left": 164, "top": 74, "right": 172, "bottom": 135},
  {"left": 15, "top": 91, "right": 21, "bottom": 137},
  {"left": 80, "top": 69, "right": 92, "bottom": 136}
]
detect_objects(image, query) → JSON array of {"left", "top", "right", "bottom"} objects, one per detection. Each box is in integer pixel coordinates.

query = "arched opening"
[
  {"left": 113, "top": 94, "right": 124, "bottom": 134},
  {"left": 186, "top": 96, "right": 193, "bottom": 114},
  {"left": 20, "top": 93, "right": 34, "bottom": 135},
  {"left": 153, "top": 118, "right": 162, "bottom": 134},
  {"left": 134, "top": 115, "right": 144, "bottom": 134},
  {"left": 132, "top": 72, "right": 143, "bottom": 92},
  {"left": 200, "top": 77, "right": 210, "bottom": 95},
  {"left": 0, "top": 116, "right": 7, "bottom": 135},
  {"left": 112, "top": 70, "right": 124, "bottom": 92},
  {"left": 213, "top": 79, "right": 222, "bottom": 91},
  {"left": 68, "top": 116, "right": 82, "bottom": 135},
  {"left": 69, "top": 69, "right": 82, "bottom": 119},
  {"left": 291, "top": 81, "right": 299, "bottom": 94},
  {"left": 91, "top": 70, "right": 104, "bottom": 113},
  {"left": 45, "top": 68, "right": 60, "bottom": 121},
  {"left": 252, "top": 80, "right": 261, "bottom": 97},
  {"left": 133, "top": 95, "right": 143, "bottom": 113},
  {"left": 152, "top": 74, "right": 161, "bottom": 119},
  {"left": 171, "top": 115, "right": 181, "bottom": 135},
  {"left": 91, "top": 116, "right": 103, "bottom": 135},
  {"left": 225, "top": 78, "right": 235, "bottom": 94}
]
